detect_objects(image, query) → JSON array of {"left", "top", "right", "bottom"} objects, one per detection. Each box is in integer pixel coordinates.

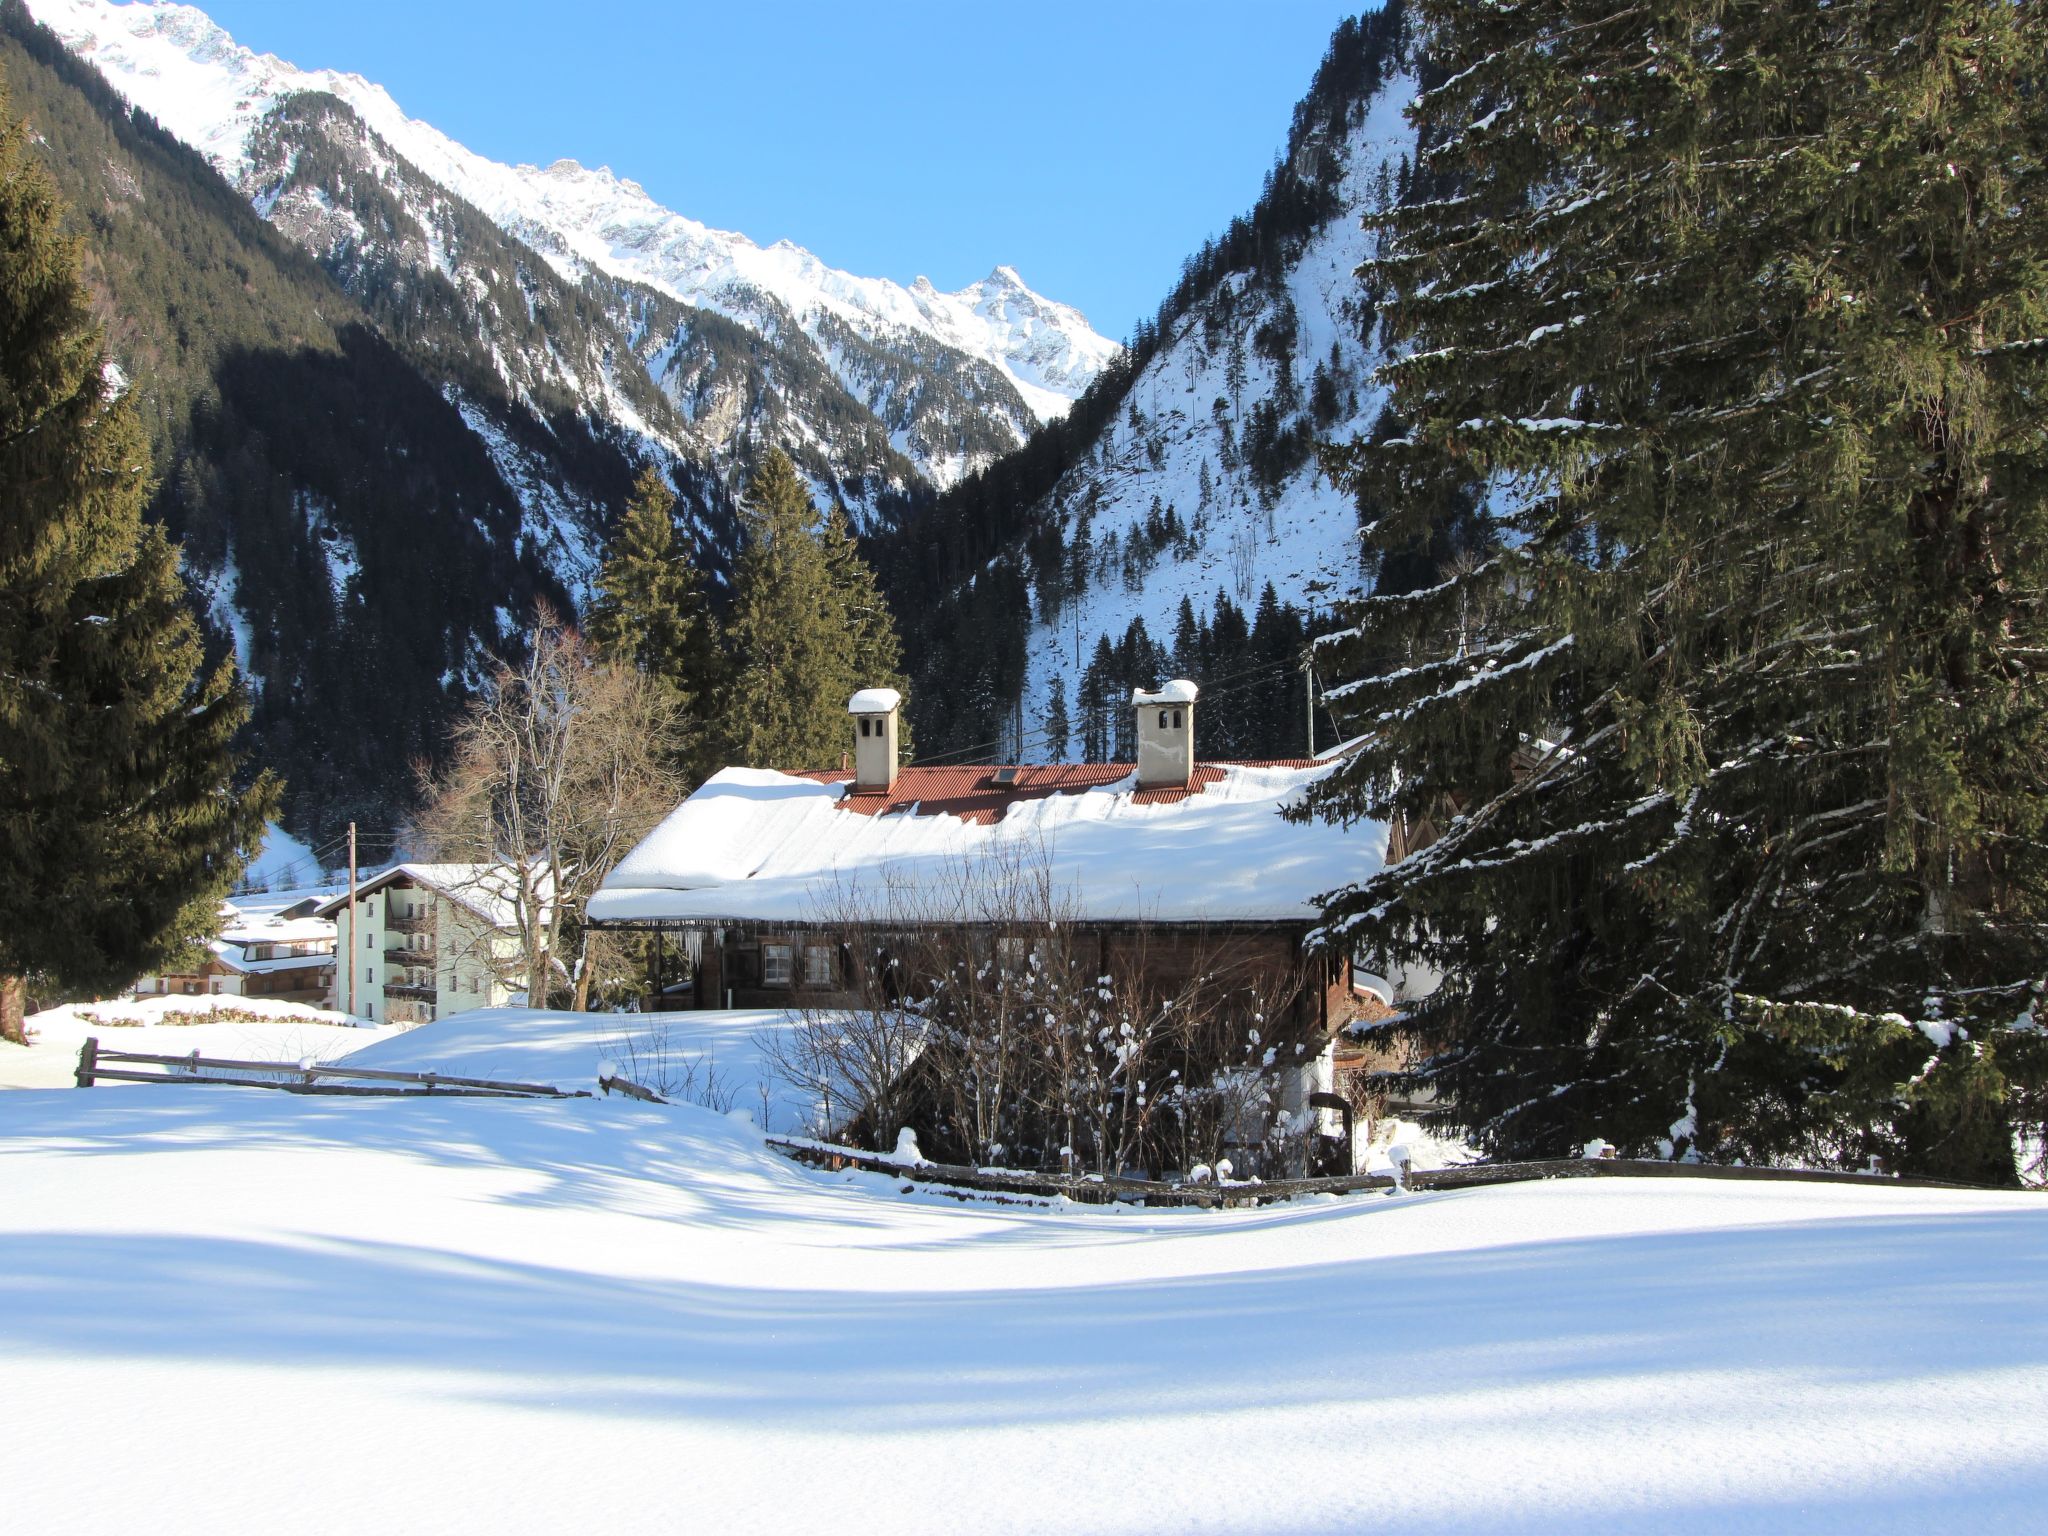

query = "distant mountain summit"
[
  {"left": 28, "top": 0, "right": 1118, "bottom": 490},
  {"left": 0, "top": 0, "right": 1118, "bottom": 844}
]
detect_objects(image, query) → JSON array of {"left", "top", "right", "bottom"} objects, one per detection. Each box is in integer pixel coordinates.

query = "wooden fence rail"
[
  {"left": 74, "top": 1037, "right": 587, "bottom": 1100},
  {"left": 72, "top": 1048, "right": 2006, "bottom": 1201},
  {"left": 765, "top": 1136, "right": 1992, "bottom": 1206}
]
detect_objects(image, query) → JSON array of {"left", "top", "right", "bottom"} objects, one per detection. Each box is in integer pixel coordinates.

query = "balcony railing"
[
  {"left": 385, "top": 945, "right": 435, "bottom": 968},
  {"left": 384, "top": 978, "right": 437, "bottom": 1002},
  {"left": 385, "top": 911, "right": 436, "bottom": 937}
]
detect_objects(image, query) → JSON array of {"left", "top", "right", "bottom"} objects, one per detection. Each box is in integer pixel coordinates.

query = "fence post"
[{"left": 75, "top": 1036, "right": 98, "bottom": 1088}]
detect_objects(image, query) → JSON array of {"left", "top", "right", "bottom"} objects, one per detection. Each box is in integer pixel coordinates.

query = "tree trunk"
[
  {"left": 0, "top": 973, "right": 27, "bottom": 1046},
  {"left": 571, "top": 930, "right": 594, "bottom": 1013}
]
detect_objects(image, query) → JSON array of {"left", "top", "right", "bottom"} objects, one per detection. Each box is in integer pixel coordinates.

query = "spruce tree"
[
  {"left": 1310, "top": 1, "right": 2048, "bottom": 1179},
  {"left": 0, "top": 88, "right": 275, "bottom": 1040},
  {"left": 1078, "top": 636, "right": 1115, "bottom": 764},
  {"left": 586, "top": 461, "right": 717, "bottom": 780},
  {"left": 719, "top": 451, "right": 908, "bottom": 771},
  {"left": 818, "top": 500, "right": 908, "bottom": 727},
  {"left": 1041, "top": 675, "right": 1070, "bottom": 762}
]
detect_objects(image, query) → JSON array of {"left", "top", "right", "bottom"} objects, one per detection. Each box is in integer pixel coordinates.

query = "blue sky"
[{"left": 196, "top": 0, "right": 1368, "bottom": 342}]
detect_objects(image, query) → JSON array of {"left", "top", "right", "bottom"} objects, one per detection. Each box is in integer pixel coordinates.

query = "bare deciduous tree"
[
  {"left": 415, "top": 606, "right": 684, "bottom": 1009},
  {"left": 762, "top": 842, "right": 1322, "bottom": 1176}
]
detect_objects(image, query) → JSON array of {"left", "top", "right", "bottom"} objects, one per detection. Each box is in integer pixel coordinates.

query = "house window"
[
  {"left": 1159, "top": 709, "right": 1170, "bottom": 729},
  {"left": 995, "top": 936, "right": 1030, "bottom": 972},
  {"left": 859, "top": 717, "right": 871, "bottom": 738},
  {"left": 366, "top": 931, "right": 373, "bottom": 949},
  {"left": 1172, "top": 708, "right": 1184, "bottom": 728},
  {"left": 469, "top": 975, "right": 479, "bottom": 995},
  {"left": 804, "top": 944, "right": 835, "bottom": 987},
  {"left": 366, "top": 966, "right": 375, "bottom": 984},
  {"left": 762, "top": 943, "right": 794, "bottom": 987}
]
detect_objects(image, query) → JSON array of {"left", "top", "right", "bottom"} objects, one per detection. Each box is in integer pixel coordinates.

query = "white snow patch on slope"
[
  {"left": 242, "top": 820, "right": 316, "bottom": 890},
  {"left": 191, "top": 544, "right": 257, "bottom": 693},
  {"left": 1022, "top": 76, "right": 1418, "bottom": 750}
]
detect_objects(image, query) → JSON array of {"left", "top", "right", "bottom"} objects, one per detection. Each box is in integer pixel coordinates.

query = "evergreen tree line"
[
  {"left": 1042, "top": 585, "right": 1322, "bottom": 765},
  {"left": 0, "top": 6, "right": 586, "bottom": 841},
  {"left": 0, "top": 70, "right": 272, "bottom": 1036},
  {"left": 1311, "top": 0, "right": 2048, "bottom": 1183},
  {"left": 587, "top": 450, "right": 907, "bottom": 784}
]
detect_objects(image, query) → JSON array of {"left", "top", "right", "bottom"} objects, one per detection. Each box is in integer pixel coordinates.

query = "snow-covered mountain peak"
[{"left": 26, "top": 0, "right": 1119, "bottom": 446}]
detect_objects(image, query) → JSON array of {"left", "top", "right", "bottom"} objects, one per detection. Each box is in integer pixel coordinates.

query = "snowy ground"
[
  {"left": 3, "top": 1048, "right": 2044, "bottom": 1533},
  {"left": 341, "top": 1005, "right": 822, "bottom": 1135},
  {"left": 0, "top": 997, "right": 393, "bottom": 1090}
]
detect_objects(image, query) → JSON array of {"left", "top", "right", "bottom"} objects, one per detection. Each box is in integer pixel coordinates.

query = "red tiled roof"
[{"left": 788, "top": 760, "right": 1319, "bottom": 826}]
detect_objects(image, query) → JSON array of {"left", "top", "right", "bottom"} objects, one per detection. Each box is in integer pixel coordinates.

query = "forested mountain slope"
[
  {"left": 884, "top": 7, "right": 1418, "bottom": 762},
  {"left": 0, "top": 0, "right": 576, "bottom": 840},
  {"left": 8, "top": 0, "right": 1120, "bottom": 847},
  {"left": 28, "top": 0, "right": 1117, "bottom": 498}
]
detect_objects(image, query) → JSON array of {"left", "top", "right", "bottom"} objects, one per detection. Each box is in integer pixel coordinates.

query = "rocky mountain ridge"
[{"left": 29, "top": 0, "right": 1117, "bottom": 496}]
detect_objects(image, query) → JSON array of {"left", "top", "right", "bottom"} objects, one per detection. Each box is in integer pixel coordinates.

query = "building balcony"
[
  {"left": 385, "top": 910, "right": 435, "bottom": 936},
  {"left": 384, "top": 978, "right": 437, "bottom": 1002},
  {"left": 385, "top": 946, "right": 436, "bottom": 968}
]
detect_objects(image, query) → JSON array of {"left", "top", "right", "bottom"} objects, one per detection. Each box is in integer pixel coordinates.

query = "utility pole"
[
  {"left": 1304, "top": 659, "right": 1315, "bottom": 758},
  {"left": 345, "top": 821, "right": 357, "bottom": 1018}
]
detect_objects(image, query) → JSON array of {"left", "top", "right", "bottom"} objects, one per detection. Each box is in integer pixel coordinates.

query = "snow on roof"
[
  {"left": 1131, "top": 678, "right": 1199, "bottom": 707},
  {"left": 847, "top": 687, "right": 903, "bottom": 715},
  {"left": 312, "top": 862, "right": 545, "bottom": 931},
  {"left": 205, "top": 942, "right": 335, "bottom": 976},
  {"left": 217, "top": 914, "right": 336, "bottom": 947},
  {"left": 223, "top": 884, "right": 347, "bottom": 922},
  {"left": 588, "top": 761, "right": 1383, "bottom": 926}
]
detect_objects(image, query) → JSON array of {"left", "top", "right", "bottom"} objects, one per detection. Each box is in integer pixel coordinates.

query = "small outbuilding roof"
[{"left": 312, "top": 862, "right": 544, "bottom": 932}]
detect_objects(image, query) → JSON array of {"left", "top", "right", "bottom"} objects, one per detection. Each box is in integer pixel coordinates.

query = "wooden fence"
[
  {"left": 73, "top": 1037, "right": 588, "bottom": 1100},
  {"left": 591, "top": 1069, "right": 1995, "bottom": 1203},
  {"left": 765, "top": 1136, "right": 1991, "bottom": 1207},
  {"left": 79, "top": 1050, "right": 2000, "bottom": 1202}
]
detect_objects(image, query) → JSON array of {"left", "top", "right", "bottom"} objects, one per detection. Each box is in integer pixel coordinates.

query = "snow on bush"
[{"left": 31, "top": 996, "right": 361, "bottom": 1031}]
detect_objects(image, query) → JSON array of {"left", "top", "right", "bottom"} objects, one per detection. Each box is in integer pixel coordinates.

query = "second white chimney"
[
  {"left": 848, "top": 687, "right": 902, "bottom": 793},
  {"left": 1131, "top": 678, "right": 1198, "bottom": 789}
]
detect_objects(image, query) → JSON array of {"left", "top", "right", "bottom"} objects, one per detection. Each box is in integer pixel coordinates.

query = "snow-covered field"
[
  {"left": 0, "top": 997, "right": 392, "bottom": 1091},
  {"left": 342, "top": 1004, "right": 823, "bottom": 1135},
  {"left": 3, "top": 1005, "right": 2044, "bottom": 1534}
]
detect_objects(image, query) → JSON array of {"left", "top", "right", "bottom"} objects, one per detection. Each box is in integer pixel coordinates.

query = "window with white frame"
[
  {"left": 762, "top": 942, "right": 794, "bottom": 987},
  {"left": 804, "top": 944, "right": 834, "bottom": 987}
]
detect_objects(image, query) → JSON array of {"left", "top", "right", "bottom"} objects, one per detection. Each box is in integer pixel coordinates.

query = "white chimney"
[
  {"left": 1131, "top": 679, "right": 1198, "bottom": 789},
  {"left": 848, "top": 687, "right": 903, "bottom": 793}
]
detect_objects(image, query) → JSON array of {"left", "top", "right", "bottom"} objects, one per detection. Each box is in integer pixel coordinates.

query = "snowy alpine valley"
[{"left": 3, "top": 2, "right": 2045, "bottom": 1532}]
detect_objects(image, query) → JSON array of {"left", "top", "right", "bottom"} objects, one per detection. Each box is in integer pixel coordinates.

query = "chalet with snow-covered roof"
[
  {"left": 589, "top": 685, "right": 1404, "bottom": 1044},
  {"left": 133, "top": 896, "right": 337, "bottom": 1007}
]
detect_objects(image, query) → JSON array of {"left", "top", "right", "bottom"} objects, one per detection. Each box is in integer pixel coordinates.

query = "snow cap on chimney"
[
  {"left": 848, "top": 688, "right": 902, "bottom": 793},
  {"left": 847, "top": 687, "right": 903, "bottom": 715},
  {"left": 1131, "top": 678, "right": 1198, "bottom": 789}
]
